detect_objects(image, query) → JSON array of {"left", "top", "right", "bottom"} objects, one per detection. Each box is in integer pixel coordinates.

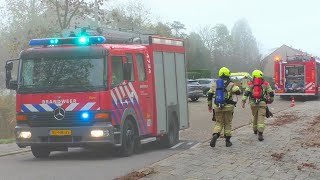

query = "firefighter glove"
[{"left": 212, "top": 109, "right": 216, "bottom": 121}]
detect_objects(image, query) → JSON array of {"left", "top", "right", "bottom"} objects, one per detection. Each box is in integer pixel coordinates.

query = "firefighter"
[
  {"left": 242, "top": 70, "right": 274, "bottom": 141},
  {"left": 208, "top": 67, "right": 241, "bottom": 147},
  {"left": 241, "top": 74, "right": 249, "bottom": 94}
]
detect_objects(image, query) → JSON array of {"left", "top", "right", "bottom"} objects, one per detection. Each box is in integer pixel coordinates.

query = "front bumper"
[{"left": 15, "top": 123, "right": 116, "bottom": 148}]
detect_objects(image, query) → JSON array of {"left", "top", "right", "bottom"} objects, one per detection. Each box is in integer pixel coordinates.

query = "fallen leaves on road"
[
  {"left": 268, "top": 114, "right": 298, "bottom": 126},
  {"left": 115, "top": 168, "right": 156, "bottom": 180},
  {"left": 297, "top": 162, "right": 318, "bottom": 171},
  {"left": 301, "top": 115, "right": 320, "bottom": 147},
  {"left": 271, "top": 152, "right": 284, "bottom": 161}
]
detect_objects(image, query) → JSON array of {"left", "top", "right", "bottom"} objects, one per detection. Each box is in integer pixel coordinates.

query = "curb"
[{"left": 0, "top": 149, "right": 31, "bottom": 158}]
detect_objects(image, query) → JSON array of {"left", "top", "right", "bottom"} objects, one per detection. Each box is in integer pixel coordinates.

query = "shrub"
[
  {"left": 0, "top": 93, "right": 16, "bottom": 139},
  {"left": 187, "top": 69, "right": 212, "bottom": 79}
]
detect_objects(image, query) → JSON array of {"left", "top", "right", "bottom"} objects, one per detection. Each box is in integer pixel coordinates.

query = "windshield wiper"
[
  {"left": 56, "top": 85, "right": 105, "bottom": 92},
  {"left": 19, "top": 85, "right": 52, "bottom": 93}
]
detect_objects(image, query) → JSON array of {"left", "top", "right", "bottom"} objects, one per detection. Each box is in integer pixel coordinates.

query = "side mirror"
[
  {"left": 123, "top": 63, "right": 133, "bottom": 81},
  {"left": 6, "top": 62, "right": 13, "bottom": 71},
  {"left": 5, "top": 59, "right": 19, "bottom": 90}
]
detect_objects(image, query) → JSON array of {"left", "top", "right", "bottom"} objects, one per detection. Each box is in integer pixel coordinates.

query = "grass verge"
[{"left": 0, "top": 138, "right": 15, "bottom": 144}]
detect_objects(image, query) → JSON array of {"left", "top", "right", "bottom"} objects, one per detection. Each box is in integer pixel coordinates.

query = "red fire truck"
[
  {"left": 5, "top": 28, "right": 189, "bottom": 158},
  {"left": 274, "top": 54, "right": 320, "bottom": 98}
]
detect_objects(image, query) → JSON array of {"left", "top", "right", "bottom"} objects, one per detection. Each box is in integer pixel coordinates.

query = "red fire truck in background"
[
  {"left": 5, "top": 28, "right": 189, "bottom": 158},
  {"left": 274, "top": 54, "right": 320, "bottom": 98}
]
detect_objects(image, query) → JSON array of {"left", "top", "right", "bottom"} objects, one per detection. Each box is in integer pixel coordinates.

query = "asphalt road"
[
  {"left": 0, "top": 96, "right": 303, "bottom": 180},
  {"left": 0, "top": 140, "right": 201, "bottom": 180}
]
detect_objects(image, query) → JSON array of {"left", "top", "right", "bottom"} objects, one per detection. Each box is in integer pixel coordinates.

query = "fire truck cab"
[
  {"left": 5, "top": 29, "right": 189, "bottom": 158},
  {"left": 274, "top": 54, "right": 320, "bottom": 98}
]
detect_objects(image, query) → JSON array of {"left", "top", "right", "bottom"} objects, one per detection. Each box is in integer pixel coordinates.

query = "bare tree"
[
  {"left": 198, "top": 25, "right": 216, "bottom": 54},
  {"left": 1, "top": 0, "right": 57, "bottom": 56},
  {"left": 169, "top": 21, "right": 186, "bottom": 38},
  {"left": 43, "top": 0, "right": 109, "bottom": 30},
  {"left": 109, "top": 0, "right": 152, "bottom": 30}
]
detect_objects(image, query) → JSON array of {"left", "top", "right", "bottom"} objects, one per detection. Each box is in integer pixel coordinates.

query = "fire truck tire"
[
  {"left": 31, "top": 146, "right": 50, "bottom": 158},
  {"left": 119, "top": 119, "right": 137, "bottom": 157}
]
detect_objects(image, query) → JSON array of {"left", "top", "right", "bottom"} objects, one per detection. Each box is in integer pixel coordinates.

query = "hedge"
[{"left": 187, "top": 69, "right": 212, "bottom": 79}]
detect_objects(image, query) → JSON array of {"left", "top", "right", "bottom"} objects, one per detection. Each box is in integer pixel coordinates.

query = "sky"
[{"left": 111, "top": 0, "right": 320, "bottom": 56}]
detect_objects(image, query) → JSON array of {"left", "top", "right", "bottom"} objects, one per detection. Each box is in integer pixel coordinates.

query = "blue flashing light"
[
  {"left": 29, "top": 36, "right": 106, "bottom": 46},
  {"left": 89, "top": 36, "right": 106, "bottom": 44},
  {"left": 78, "top": 36, "right": 89, "bottom": 45},
  {"left": 81, "top": 112, "right": 89, "bottom": 119},
  {"left": 49, "top": 38, "right": 59, "bottom": 45}
]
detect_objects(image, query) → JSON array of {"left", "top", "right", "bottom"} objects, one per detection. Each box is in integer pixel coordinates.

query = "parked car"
[
  {"left": 196, "top": 78, "right": 217, "bottom": 96},
  {"left": 187, "top": 79, "right": 203, "bottom": 102}
]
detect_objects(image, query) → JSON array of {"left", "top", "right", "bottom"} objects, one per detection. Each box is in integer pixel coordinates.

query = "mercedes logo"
[{"left": 54, "top": 107, "right": 65, "bottom": 120}]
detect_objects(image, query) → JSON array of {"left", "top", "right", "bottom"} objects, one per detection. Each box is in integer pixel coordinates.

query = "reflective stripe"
[{"left": 213, "top": 125, "right": 222, "bottom": 132}]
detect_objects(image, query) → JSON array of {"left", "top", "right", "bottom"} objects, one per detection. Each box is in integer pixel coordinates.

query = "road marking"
[
  {"left": 187, "top": 142, "right": 194, "bottom": 145},
  {"left": 190, "top": 142, "right": 201, "bottom": 149},
  {"left": 170, "top": 142, "right": 184, "bottom": 149}
]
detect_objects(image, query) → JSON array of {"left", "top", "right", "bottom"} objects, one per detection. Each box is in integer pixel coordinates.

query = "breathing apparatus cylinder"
[
  {"left": 253, "top": 78, "right": 263, "bottom": 103},
  {"left": 215, "top": 79, "right": 225, "bottom": 108}
]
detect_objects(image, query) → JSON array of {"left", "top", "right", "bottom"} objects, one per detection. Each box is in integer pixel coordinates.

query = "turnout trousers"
[
  {"left": 213, "top": 108, "right": 233, "bottom": 136},
  {"left": 250, "top": 104, "right": 266, "bottom": 133}
]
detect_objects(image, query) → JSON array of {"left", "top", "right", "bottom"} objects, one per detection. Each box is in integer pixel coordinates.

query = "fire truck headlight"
[
  {"left": 91, "top": 130, "right": 109, "bottom": 137},
  {"left": 18, "top": 131, "right": 32, "bottom": 139}
]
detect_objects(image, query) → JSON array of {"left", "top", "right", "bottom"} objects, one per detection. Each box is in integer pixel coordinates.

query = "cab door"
[{"left": 131, "top": 52, "right": 153, "bottom": 135}]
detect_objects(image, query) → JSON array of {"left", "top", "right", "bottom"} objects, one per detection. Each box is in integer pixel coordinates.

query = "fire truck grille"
[
  {"left": 40, "top": 136, "right": 82, "bottom": 143},
  {"left": 26, "top": 112, "right": 94, "bottom": 127}
]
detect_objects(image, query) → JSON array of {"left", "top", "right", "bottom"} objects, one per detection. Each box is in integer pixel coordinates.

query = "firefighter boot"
[
  {"left": 254, "top": 130, "right": 257, "bottom": 135},
  {"left": 225, "top": 136, "right": 232, "bottom": 147},
  {"left": 258, "top": 132, "right": 264, "bottom": 141},
  {"left": 210, "top": 133, "right": 219, "bottom": 147}
]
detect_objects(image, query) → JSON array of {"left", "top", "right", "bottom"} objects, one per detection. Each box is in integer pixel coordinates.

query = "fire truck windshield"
[{"left": 19, "top": 57, "right": 105, "bottom": 93}]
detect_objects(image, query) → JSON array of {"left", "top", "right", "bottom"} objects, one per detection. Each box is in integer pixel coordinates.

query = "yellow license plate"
[{"left": 49, "top": 130, "right": 72, "bottom": 136}]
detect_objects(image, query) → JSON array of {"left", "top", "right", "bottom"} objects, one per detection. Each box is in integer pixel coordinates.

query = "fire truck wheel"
[
  {"left": 120, "top": 119, "right": 137, "bottom": 157},
  {"left": 31, "top": 146, "right": 50, "bottom": 158}
]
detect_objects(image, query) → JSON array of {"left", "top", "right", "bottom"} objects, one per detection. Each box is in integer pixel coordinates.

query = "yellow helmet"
[
  {"left": 218, "top": 67, "right": 231, "bottom": 77},
  {"left": 252, "top": 70, "right": 263, "bottom": 78}
]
